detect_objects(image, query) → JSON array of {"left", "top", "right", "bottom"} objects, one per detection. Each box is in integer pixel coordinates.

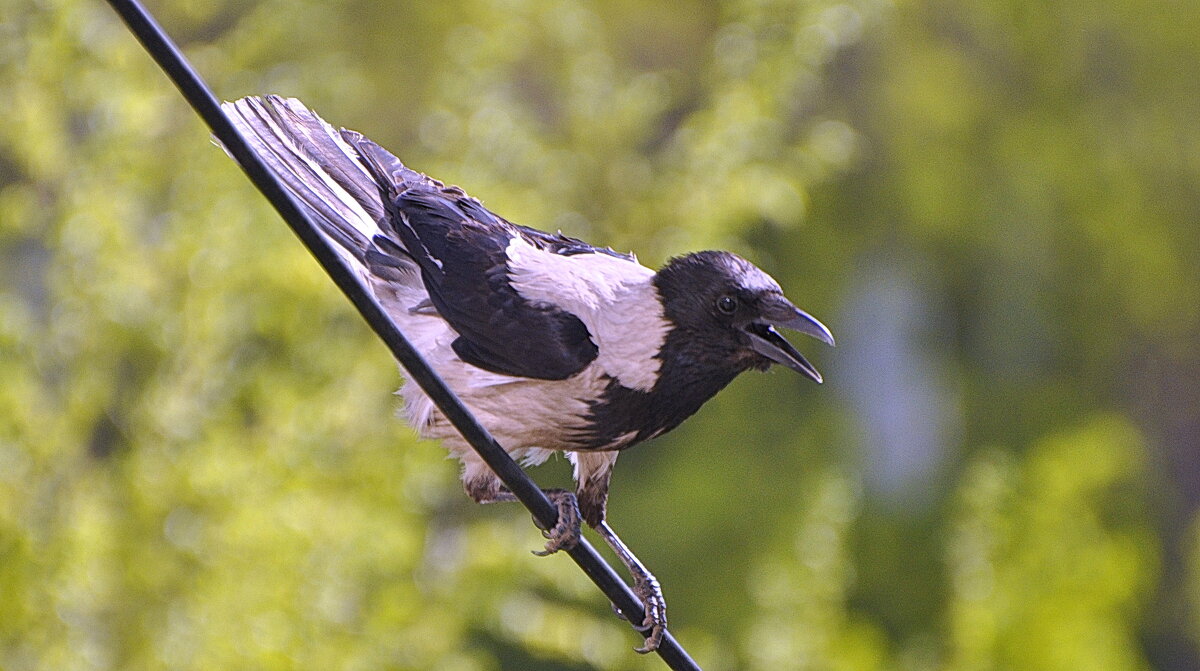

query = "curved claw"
[
  {"left": 611, "top": 568, "right": 667, "bottom": 653},
  {"left": 635, "top": 624, "right": 665, "bottom": 654},
  {"left": 632, "top": 573, "right": 667, "bottom": 653},
  {"left": 531, "top": 489, "right": 582, "bottom": 556}
]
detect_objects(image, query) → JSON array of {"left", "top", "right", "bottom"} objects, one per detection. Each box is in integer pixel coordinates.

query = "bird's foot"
[
  {"left": 596, "top": 520, "right": 667, "bottom": 653},
  {"left": 619, "top": 570, "right": 666, "bottom": 653},
  {"left": 610, "top": 577, "right": 667, "bottom": 653},
  {"left": 531, "top": 489, "right": 582, "bottom": 556}
]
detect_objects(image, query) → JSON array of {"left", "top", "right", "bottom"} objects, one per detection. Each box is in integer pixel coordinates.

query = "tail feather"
[{"left": 221, "top": 95, "right": 395, "bottom": 261}]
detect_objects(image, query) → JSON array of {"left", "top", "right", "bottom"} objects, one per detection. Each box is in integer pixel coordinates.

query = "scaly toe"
[
  {"left": 634, "top": 623, "right": 665, "bottom": 654},
  {"left": 530, "top": 490, "right": 581, "bottom": 556},
  {"left": 632, "top": 576, "right": 667, "bottom": 653}
]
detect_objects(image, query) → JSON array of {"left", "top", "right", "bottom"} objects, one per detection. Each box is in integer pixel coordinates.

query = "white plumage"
[{"left": 505, "top": 236, "right": 668, "bottom": 392}]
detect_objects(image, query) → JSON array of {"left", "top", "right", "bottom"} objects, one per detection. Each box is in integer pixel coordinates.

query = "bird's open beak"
[{"left": 745, "top": 296, "right": 835, "bottom": 383}]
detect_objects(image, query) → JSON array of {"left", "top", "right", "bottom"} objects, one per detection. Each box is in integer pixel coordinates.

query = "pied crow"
[{"left": 222, "top": 95, "right": 834, "bottom": 652}]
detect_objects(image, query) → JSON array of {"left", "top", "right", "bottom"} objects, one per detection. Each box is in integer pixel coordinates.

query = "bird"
[{"left": 221, "top": 95, "right": 834, "bottom": 652}]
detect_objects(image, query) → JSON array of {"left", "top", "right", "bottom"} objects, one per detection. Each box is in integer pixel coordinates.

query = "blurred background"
[{"left": 2, "top": 0, "right": 1198, "bottom": 668}]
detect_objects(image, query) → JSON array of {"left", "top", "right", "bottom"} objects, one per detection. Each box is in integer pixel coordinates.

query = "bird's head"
[{"left": 654, "top": 251, "right": 835, "bottom": 382}]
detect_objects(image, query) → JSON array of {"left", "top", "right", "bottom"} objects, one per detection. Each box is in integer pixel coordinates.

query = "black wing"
[
  {"left": 399, "top": 190, "right": 600, "bottom": 380},
  {"left": 514, "top": 225, "right": 636, "bottom": 262},
  {"left": 343, "top": 143, "right": 601, "bottom": 380}
]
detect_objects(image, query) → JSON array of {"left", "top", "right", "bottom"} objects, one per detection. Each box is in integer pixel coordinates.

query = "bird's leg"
[
  {"left": 481, "top": 488, "right": 582, "bottom": 556},
  {"left": 573, "top": 453, "right": 666, "bottom": 652},
  {"left": 595, "top": 520, "right": 667, "bottom": 654}
]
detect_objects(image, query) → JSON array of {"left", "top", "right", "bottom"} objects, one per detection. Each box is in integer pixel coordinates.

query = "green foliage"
[
  {"left": 2, "top": 0, "right": 1196, "bottom": 668},
  {"left": 743, "top": 470, "right": 888, "bottom": 671},
  {"left": 945, "top": 417, "right": 1154, "bottom": 671}
]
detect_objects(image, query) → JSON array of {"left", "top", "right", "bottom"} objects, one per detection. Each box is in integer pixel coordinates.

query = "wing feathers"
[{"left": 223, "top": 96, "right": 658, "bottom": 384}]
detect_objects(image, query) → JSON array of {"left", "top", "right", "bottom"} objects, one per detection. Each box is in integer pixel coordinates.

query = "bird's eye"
[{"left": 716, "top": 295, "right": 738, "bottom": 314}]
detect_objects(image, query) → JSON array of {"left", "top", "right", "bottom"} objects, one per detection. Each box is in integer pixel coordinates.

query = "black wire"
[{"left": 103, "top": 0, "right": 701, "bottom": 668}]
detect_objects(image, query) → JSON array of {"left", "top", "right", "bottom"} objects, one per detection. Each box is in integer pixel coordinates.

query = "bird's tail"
[{"left": 220, "top": 95, "right": 420, "bottom": 264}]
